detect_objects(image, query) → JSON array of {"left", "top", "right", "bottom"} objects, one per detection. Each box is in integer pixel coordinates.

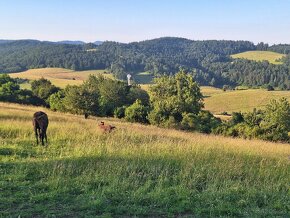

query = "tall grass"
[{"left": 0, "top": 102, "right": 289, "bottom": 217}]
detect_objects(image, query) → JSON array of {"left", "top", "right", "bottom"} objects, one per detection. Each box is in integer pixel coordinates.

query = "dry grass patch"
[{"left": 9, "top": 68, "right": 112, "bottom": 88}]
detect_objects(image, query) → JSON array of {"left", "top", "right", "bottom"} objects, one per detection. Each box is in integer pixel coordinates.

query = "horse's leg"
[
  {"left": 44, "top": 130, "right": 48, "bottom": 145},
  {"left": 39, "top": 129, "right": 44, "bottom": 146},
  {"left": 35, "top": 127, "right": 39, "bottom": 145}
]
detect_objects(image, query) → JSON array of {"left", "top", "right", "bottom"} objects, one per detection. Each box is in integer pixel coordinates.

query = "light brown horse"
[
  {"left": 98, "top": 121, "right": 116, "bottom": 133},
  {"left": 33, "top": 111, "right": 49, "bottom": 145}
]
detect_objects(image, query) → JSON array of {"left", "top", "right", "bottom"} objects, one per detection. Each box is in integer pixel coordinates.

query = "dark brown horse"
[{"left": 33, "top": 111, "right": 49, "bottom": 145}]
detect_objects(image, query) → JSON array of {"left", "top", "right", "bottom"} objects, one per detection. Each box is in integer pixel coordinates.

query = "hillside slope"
[
  {"left": 0, "top": 102, "right": 289, "bottom": 217},
  {"left": 203, "top": 88, "right": 290, "bottom": 113},
  {"left": 9, "top": 68, "right": 111, "bottom": 88},
  {"left": 1, "top": 38, "right": 289, "bottom": 88}
]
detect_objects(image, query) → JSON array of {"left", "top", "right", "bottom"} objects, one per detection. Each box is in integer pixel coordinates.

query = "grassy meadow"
[
  {"left": 231, "top": 51, "right": 286, "bottom": 64},
  {"left": 133, "top": 72, "right": 154, "bottom": 84},
  {"left": 0, "top": 102, "right": 289, "bottom": 217},
  {"left": 203, "top": 88, "right": 290, "bottom": 114},
  {"left": 9, "top": 68, "right": 112, "bottom": 88}
]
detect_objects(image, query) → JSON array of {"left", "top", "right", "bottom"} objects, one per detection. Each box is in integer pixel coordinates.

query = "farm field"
[
  {"left": 231, "top": 51, "right": 286, "bottom": 64},
  {"left": 133, "top": 71, "right": 154, "bottom": 84},
  {"left": 203, "top": 88, "right": 290, "bottom": 114},
  {"left": 0, "top": 102, "right": 289, "bottom": 217},
  {"left": 9, "top": 68, "right": 112, "bottom": 88}
]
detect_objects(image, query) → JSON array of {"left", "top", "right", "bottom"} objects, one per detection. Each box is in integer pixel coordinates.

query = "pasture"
[
  {"left": 0, "top": 102, "right": 289, "bottom": 217},
  {"left": 203, "top": 87, "right": 290, "bottom": 114},
  {"left": 9, "top": 68, "right": 112, "bottom": 88},
  {"left": 231, "top": 51, "right": 286, "bottom": 64},
  {"left": 133, "top": 72, "right": 154, "bottom": 84}
]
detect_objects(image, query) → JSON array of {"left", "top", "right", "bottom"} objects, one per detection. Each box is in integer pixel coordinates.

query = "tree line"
[
  {"left": 0, "top": 72, "right": 289, "bottom": 143},
  {"left": 1, "top": 38, "right": 288, "bottom": 89}
]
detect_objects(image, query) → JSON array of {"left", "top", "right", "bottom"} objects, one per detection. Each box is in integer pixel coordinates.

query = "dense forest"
[{"left": 0, "top": 37, "right": 289, "bottom": 89}]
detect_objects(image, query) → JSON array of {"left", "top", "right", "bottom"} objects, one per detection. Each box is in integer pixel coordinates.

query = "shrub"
[
  {"left": 0, "top": 74, "right": 44, "bottom": 105},
  {"left": 181, "top": 111, "right": 221, "bottom": 133},
  {"left": 213, "top": 99, "right": 290, "bottom": 142},
  {"left": 230, "top": 112, "right": 244, "bottom": 125},
  {"left": 181, "top": 113, "right": 197, "bottom": 130},
  {"left": 31, "top": 78, "right": 59, "bottom": 100},
  {"left": 48, "top": 91, "right": 65, "bottom": 112},
  {"left": 127, "top": 86, "right": 150, "bottom": 106},
  {"left": 267, "top": 85, "right": 274, "bottom": 91},
  {"left": 114, "top": 106, "right": 127, "bottom": 119},
  {"left": 125, "top": 100, "right": 149, "bottom": 123}
]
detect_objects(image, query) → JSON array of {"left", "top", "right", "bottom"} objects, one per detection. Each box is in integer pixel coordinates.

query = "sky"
[{"left": 0, "top": 0, "right": 290, "bottom": 44}]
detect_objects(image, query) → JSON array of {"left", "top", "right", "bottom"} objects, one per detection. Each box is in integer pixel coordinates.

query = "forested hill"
[{"left": 0, "top": 37, "right": 289, "bottom": 89}]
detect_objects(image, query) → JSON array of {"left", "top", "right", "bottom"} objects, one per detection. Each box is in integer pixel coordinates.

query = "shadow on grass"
[{"left": 0, "top": 153, "right": 288, "bottom": 217}]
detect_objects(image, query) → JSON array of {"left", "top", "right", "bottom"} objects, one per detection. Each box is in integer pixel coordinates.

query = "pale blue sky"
[{"left": 0, "top": 0, "right": 289, "bottom": 44}]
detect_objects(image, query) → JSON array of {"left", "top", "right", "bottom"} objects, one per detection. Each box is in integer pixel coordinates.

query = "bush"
[
  {"left": 31, "top": 78, "right": 59, "bottom": 101},
  {"left": 125, "top": 100, "right": 149, "bottom": 123},
  {"left": 0, "top": 74, "right": 45, "bottom": 105},
  {"left": 114, "top": 106, "right": 127, "bottom": 119},
  {"left": 48, "top": 91, "right": 65, "bottom": 112},
  {"left": 181, "top": 113, "right": 197, "bottom": 130},
  {"left": 213, "top": 99, "right": 290, "bottom": 142},
  {"left": 267, "top": 85, "right": 274, "bottom": 91},
  {"left": 223, "top": 85, "right": 232, "bottom": 91},
  {"left": 17, "top": 89, "right": 45, "bottom": 105},
  {"left": 127, "top": 86, "right": 150, "bottom": 106},
  {"left": 181, "top": 111, "right": 221, "bottom": 133},
  {"left": 196, "top": 111, "right": 221, "bottom": 133},
  {"left": 230, "top": 112, "right": 244, "bottom": 125}
]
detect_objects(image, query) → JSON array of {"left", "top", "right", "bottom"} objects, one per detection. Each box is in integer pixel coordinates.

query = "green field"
[
  {"left": 133, "top": 72, "right": 154, "bottom": 84},
  {"left": 9, "top": 68, "right": 112, "bottom": 88},
  {"left": 0, "top": 102, "right": 289, "bottom": 217},
  {"left": 203, "top": 88, "right": 290, "bottom": 114},
  {"left": 231, "top": 51, "right": 286, "bottom": 64}
]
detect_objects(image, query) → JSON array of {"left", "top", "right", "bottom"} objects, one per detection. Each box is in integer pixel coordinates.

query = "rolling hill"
[
  {"left": 1, "top": 38, "right": 289, "bottom": 88},
  {"left": 231, "top": 51, "right": 286, "bottom": 64},
  {"left": 1, "top": 102, "right": 289, "bottom": 217}
]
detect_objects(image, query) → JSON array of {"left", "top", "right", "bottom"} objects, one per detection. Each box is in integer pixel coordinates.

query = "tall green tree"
[
  {"left": 31, "top": 78, "right": 59, "bottom": 100},
  {"left": 148, "top": 70, "right": 204, "bottom": 126},
  {"left": 261, "top": 98, "right": 290, "bottom": 141},
  {"left": 0, "top": 74, "right": 21, "bottom": 102},
  {"left": 62, "top": 85, "right": 99, "bottom": 116},
  {"left": 83, "top": 75, "right": 147, "bottom": 116}
]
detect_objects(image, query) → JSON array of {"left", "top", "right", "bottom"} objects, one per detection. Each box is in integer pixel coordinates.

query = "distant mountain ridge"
[
  {"left": 0, "top": 39, "right": 103, "bottom": 45},
  {"left": 0, "top": 40, "right": 13, "bottom": 44},
  {"left": 56, "top": 40, "right": 86, "bottom": 45}
]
